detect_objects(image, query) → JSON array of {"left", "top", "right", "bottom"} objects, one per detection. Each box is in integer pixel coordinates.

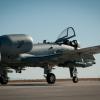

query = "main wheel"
[
  {"left": 0, "top": 77, "right": 8, "bottom": 85},
  {"left": 72, "top": 76, "right": 78, "bottom": 83},
  {"left": 46, "top": 73, "right": 56, "bottom": 84}
]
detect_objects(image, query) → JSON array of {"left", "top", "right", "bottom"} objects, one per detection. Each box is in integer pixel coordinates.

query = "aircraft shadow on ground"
[{"left": 1, "top": 83, "right": 55, "bottom": 86}]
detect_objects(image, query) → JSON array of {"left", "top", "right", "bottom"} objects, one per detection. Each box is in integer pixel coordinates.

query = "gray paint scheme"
[{"left": 0, "top": 30, "right": 100, "bottom": 84}]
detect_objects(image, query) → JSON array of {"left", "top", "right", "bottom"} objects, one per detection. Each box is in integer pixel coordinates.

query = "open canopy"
[{"left": 55, "top": 27, "right": 76, "bottom": 44}]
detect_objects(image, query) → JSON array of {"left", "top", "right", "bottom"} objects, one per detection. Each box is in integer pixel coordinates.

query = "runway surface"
[{"left": 0, "top": 81, "right": 100, "bottom": 100}]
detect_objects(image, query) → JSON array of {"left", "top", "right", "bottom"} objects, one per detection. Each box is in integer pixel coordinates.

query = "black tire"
[
  {"left": 73, "top": 76, "right": 78, "bottom": 83},
  {"left": 46, "top": 73, "right": 56, "bottom": 84},
  {"left": 0, "top": 77, "right": 8, "bottom": 85}
]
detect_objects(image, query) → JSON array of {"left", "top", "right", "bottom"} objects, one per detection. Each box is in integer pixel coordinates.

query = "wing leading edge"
[
  {"left": 59, "top": 45, "right": 100, "bottom": 68},
  {"left": 76, "top": 45, "right": 100, "bottom": 55}
]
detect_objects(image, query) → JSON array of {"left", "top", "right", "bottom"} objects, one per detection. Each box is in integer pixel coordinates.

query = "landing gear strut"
[
  {"left": 0, "top": 71, "right": 8, "bottom": 85},
  {"left": 69, "top": 67, "right": 78, "bottom": 83},
  {"left": 44, "top": 67, "right": 56, "bottom": 84}
]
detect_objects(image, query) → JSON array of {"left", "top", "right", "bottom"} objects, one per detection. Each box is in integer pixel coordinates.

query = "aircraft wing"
[
  {"left": 61, "top": 45, "right": 100, "bottom": 63},
  {"left": 63, "top": 45, "right": 100, "bottom": 60},
  {"left": 75, "top": 45, "right": 100, "bottom": 55}
]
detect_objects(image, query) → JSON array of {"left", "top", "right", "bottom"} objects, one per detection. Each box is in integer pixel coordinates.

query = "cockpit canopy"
[
  {"left": 55, "top": 27, "right": 80, "bottom": 49},
  {"left": 55, "top": 27, "right": 76, "bottom": 44}
]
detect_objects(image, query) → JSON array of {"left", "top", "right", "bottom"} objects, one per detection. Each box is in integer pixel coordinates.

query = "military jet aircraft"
[{"left": 0, "top": 27, "right": 100, "bottom": 85}]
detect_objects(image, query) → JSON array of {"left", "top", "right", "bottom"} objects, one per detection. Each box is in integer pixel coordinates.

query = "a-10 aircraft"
[{"left": 0, "top": 27, "right": 100, "bottom": 85}]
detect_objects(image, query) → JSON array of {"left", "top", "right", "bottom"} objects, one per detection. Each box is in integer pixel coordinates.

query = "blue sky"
[{"left": 0, "top": 0, "right": 100, "bottom": 79}]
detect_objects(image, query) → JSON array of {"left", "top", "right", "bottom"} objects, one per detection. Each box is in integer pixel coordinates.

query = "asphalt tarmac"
[{"left": 0, "top": 81, "right": 100, "bottom": 100}]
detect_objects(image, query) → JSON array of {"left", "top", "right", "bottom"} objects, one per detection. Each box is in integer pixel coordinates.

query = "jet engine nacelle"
[{"left": 0, "top": 34, "right": 33, "bottom": 54}]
